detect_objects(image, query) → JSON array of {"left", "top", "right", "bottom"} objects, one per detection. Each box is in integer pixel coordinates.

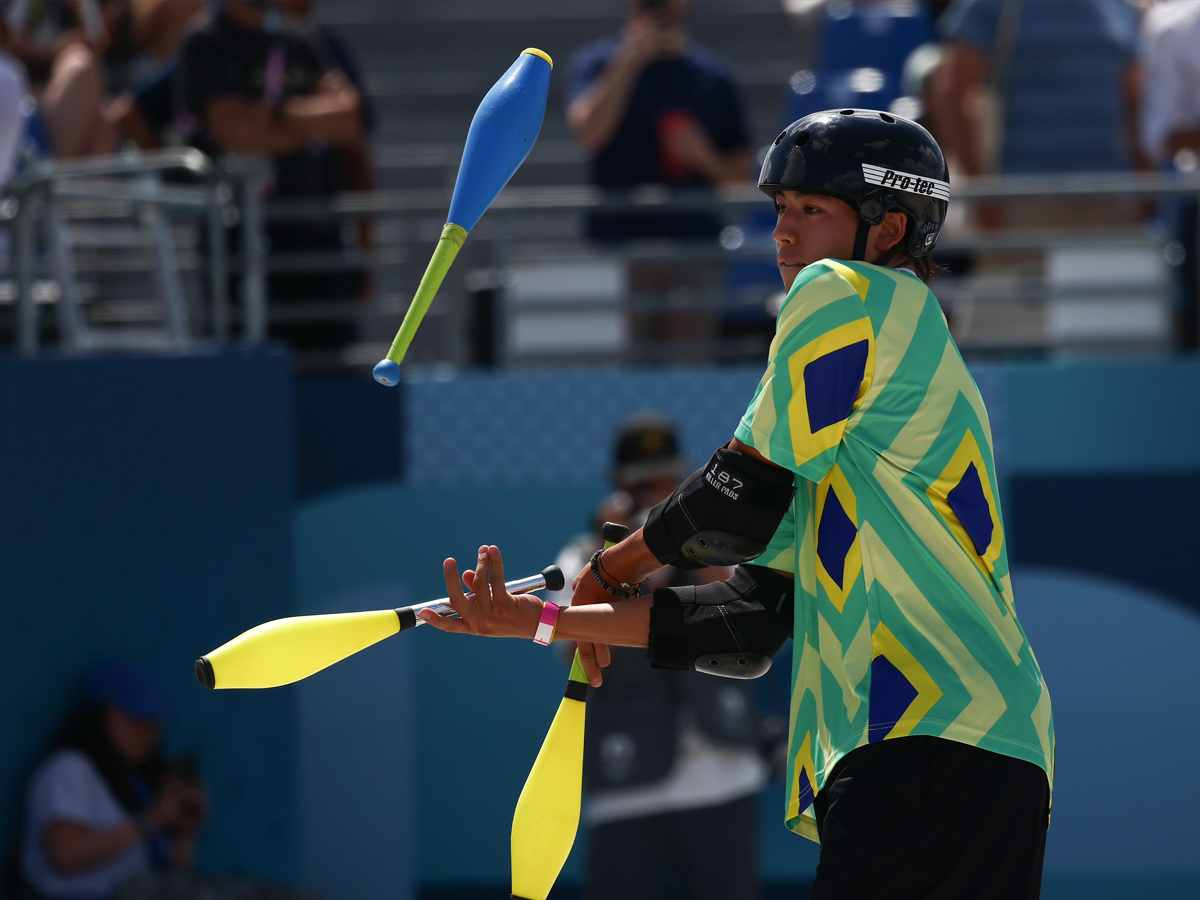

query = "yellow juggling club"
[
  {"left": 510, "top": 523, "right": 629, "bottom": 900},
  {"left": 195, "top": 566, "right": 564, "bottom": 690}
]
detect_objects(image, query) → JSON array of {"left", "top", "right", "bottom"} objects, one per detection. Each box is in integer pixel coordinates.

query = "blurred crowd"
[
  {"left": 0, "top": 0, "right": 373, "bottom": 353},
  {"left": 0, "top": 0, "right": 1197, "bottom": 355},
  {"left": 566, "top": 0, "right": 1200, "bottom": 354}
]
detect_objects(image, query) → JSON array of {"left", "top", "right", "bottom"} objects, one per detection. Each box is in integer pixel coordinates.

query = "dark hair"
[
  {"left": 909, "top": 254, "right": 947, "bottom": 284},
  {"left": 52, "top": 703, "right": 166, "bottom": 815},
  {"left": 894, "top": 218, "right": 947, "bottom": 284}
]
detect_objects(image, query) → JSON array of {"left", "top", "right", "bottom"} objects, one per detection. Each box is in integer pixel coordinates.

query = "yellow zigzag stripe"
[{"left": 860, "top": 523, "right": 1009, "bottom": 740}]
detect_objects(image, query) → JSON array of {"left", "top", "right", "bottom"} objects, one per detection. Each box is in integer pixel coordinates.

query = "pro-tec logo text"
[{"left": 862, "top": 164, "right": 950, "bottom": 201}]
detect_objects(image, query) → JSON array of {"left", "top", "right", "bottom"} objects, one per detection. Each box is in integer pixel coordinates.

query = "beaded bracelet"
[{"left": 589, "top": 549, "right": 640, "bottom": 598}]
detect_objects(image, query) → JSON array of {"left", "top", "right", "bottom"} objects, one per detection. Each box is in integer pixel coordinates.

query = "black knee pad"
[{"left": 646, "top": 565, "right": 794, "bottom": 679}]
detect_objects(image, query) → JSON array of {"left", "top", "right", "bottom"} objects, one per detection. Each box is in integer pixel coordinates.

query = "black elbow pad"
[
  {"left": 643, "top": 447, "right": 796, "bottom": 569},
  {"left": 647, "top": 565, "right": 794, "bottom": 679}
]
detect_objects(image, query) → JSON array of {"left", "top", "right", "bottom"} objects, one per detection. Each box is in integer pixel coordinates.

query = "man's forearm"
[
  {"left": 555, "top": 596, "right": 652, "bottom": 647},
  {"left": 45, "top": 821, "right": 142, "bottom": 873},
  {"left": 699, "top": 148, "right": 752, "bottom": 185},
  {"left": 281, "top": 93, "right": 363, "bottom": 147},
  {"left": 206, "top": 93, "right": 363, "bottom": 156},
  {"left": 567, "top": 46, "right": 645, "bottom": 151},
  {"left": 205, "top": 99, "right": 307, "bottom": 155},
  {"left": 598, "top": 526, "right": 664, "bottom": 586}
]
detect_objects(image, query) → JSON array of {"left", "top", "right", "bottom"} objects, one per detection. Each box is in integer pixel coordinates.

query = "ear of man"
[{"left": 871, "top": 210, "right": 909, "bottom": 258}]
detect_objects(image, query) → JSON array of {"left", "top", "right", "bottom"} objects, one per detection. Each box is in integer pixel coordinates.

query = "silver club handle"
[{"left": 396, "top": 565, "right": 564, "bottom": 630}]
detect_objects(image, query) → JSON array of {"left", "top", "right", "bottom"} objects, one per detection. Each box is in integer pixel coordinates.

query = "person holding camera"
[
  {"left": 20, "top": 664, "right": 207, "bottom": 900},
  {"left": 567, "top": 0, "right": 752, "bottom": 243}
]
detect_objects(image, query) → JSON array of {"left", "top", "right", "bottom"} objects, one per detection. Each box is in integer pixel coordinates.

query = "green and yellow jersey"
[{"left": 734, "top": 260, "right": 1053, "bottom": 842}]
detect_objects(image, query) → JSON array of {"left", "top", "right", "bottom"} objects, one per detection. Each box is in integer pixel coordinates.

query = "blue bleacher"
[{"left": 726, "top": 1, "right": 935, "bottom": 311}]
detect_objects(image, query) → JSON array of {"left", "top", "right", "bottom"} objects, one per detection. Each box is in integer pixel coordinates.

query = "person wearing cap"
[
  {"left": 554, "top": 414, "right": 770, "bottom": 900},
  {"left": 20, "top": 664, "right": 207, "bottom": 900}
]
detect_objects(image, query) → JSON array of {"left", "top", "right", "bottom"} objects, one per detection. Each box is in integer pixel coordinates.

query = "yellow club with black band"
[
  {"left": 195, "top": 566, "right": 564, "bottom": 690},
  {"left": 510, "top": 522, "right": 629, "bottom": 900}
]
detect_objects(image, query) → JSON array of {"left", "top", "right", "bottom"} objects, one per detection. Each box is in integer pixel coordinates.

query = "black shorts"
[{"left": 811, "top": 736, "right": 1050, "bottom": 900}]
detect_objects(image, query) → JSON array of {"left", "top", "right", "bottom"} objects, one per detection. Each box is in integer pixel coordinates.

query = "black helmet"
[{"left": 758, "top": 108, "right": 949, "bottom": 261}]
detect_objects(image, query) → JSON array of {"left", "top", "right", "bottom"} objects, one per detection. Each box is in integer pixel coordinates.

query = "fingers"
[
  {"left": 444, "top": 557, "right": 467, "bottom": 603},
  {"left": 576, "top": 642, "right": 603, "bottom": 687},
  {"left": 472, "top": 545, "right": 493, "bottom": 619},
  {"left": 487, "top": 545, "right": 507, "bottom": 607},
  {"left": 444, "top": 558, "right": 482, "bottom": 633},
  {"left": 595, "top": 642, "right": 611, "bottom": 668},
  {"left": 462, "top": 569, "right": 477, "bottom": 593},
  {"left": 418, "top": 608, "right": 471, "bottom": 633}
]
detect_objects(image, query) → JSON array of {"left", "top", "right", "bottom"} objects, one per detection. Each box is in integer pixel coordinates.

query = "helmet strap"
[
  {"left": 873, "top": 244, "right": 904, "bottom": 267},
  {"left": 856, "top": 215, "right": 909, "bottom": 266},
  {"left": 852, "top": 220, "right": 871, "bottom": 261}
]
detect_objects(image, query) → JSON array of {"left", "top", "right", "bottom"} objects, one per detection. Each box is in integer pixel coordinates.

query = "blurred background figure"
[
  {"left": 4, "top": 0, "right": 129, "bottom": 159},
  {"left": 928, "top": 0, "right": 1143, "bottom": 230},
  {"left": 1138, "top": 0, "right": 1200, "bottom": 351},
  {"left": 566, "top": 0, "right": 751, "bottom": 242},
  {"left": 556, "top": 414, "right": 770, "bottom": 900},
  {"left": 566, "top": 0, "right": 753, "bottom": 363},
  {"left": 0, "top": 10, "right": 28, "bottom": 187},
  {"left": 176, "top": 0, "right": 373, "bottom": 361},
  {"left": 127, "top": 0, "right": 204, "bottom": 66},
  {"left": 19, "top": 664, "right": 207, "bottom": 900},
  {"left": 778, "top": 0, "right": 936, "bottom": 124}
]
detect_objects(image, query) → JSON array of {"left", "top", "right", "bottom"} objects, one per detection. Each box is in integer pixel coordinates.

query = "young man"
[
  {"left": 176, "top": 0, "right": 373, "bottom": 354},
  {"left": 421, "top": 110, "right": 1054, "bottom": 900}
]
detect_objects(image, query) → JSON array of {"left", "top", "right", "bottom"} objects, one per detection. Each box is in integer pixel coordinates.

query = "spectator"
[
  {"left": 566, "top": 0, "right": 752, "bottom": 243},
  {"left": 928, "top": 0, "right": 1141, "bottom": 228},
  {"left": 1139, "top": 0, "right": 1200, "bottom": 351},
  {"left": 3, "top": 1, "right": 132, "bottom": 158},
  {"left": 566, "top": 0, "right": 753, "bottom": 361},
  {"left": 280, "top": 0, "right": 375, "bottom": 136},
  {"left": 555, "top": 415, "right": 769, "bottom": 900},
  {"left": 0, "top": 12, "right": 28, "bottom": 185},
  {"left": 176, "top": 0, "right": 373, "bottom": 356},
  {"left": 128, "top": 0, "right": 204, "bottom": 65},
  {"left": 19, "top": 664, "right": 207, "bottom": 900},
  {"left": 114, "top": 1, "right": 374, "bottom": 154}
]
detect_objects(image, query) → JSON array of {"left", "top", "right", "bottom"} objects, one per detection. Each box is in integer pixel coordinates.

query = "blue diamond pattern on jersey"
[
  {"left": 868, "top": 655, "right": 919, "bottom": 742},
  {"left": 817, "top": 487, "right": 857, "bottom": 588},
  {"left": 946, "top": 461, "right": 993, "bottom": 556},
  {"left": 795, "top": 768, "right": 814, "bottom": 813},
  {"left": 803, "top": 339, "right": 870, "bottom": 432}
]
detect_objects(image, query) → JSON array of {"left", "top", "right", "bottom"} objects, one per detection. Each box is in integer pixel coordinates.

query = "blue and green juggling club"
[{"left": 373, "top": 49, "right": 553, "bottom": 386}]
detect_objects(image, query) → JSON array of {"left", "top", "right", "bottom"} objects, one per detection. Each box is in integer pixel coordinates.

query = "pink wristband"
[{"left": 533, "top": 600, "right": 561, "bottom": 646}]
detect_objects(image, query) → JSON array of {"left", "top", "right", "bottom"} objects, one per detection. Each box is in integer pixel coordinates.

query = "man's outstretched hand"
[{"left": 418, "top": 545, "right": 543, "bottom": 640}]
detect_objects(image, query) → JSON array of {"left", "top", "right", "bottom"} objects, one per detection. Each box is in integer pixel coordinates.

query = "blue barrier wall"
[
  {"left": 5, "top": 355, "right": 1198, "bottom": 900},
  {"left": 0, "top": 352, "right": 296, "bottom": 884}
]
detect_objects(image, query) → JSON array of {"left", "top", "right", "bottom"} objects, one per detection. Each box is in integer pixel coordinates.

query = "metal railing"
[
  {"left": 4, "top": 149, "right": 269, "bottom": 354},
  {"left": 5, "top": 156, "right": 1199, "bottom": 367}
]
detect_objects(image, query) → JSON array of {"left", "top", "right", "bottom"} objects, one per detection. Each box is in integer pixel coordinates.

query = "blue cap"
[{"left": 84, "top": 664, "right": 167, "bottom": 721}]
